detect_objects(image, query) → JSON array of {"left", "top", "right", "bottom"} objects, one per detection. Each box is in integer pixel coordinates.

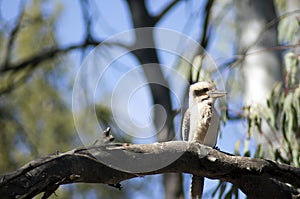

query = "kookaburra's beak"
[{"left": 208, "top": 90, "right": 227, "bottom": 98}]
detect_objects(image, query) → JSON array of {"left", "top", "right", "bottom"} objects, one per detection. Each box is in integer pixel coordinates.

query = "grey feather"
[
  {"left": 182, "top": 109, "right": 190, "bottom": 141},
  {"left": 182, "top": 109, "right": 204, "bottom": 198}
]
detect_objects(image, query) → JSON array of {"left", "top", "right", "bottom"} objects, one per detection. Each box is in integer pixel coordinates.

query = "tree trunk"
[
  {"left": 235, "top": 0, "right": 283, "bottom": 106},
  {"left": 126, "top": 1, "right": 184, "bottom": 198}
]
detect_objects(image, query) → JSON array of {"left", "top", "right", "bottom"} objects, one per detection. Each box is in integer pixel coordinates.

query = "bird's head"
[{"left": 189, "top": 81, "right": 226, "bottom": 104}]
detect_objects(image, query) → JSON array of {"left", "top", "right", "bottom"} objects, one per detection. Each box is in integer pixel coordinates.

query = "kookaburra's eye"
[
  {"left": 194, "top": 88, "right": 209, "bottom": 96},
  {"left": 194, "top": 90, "right": 201, "bottom": 96},
  {"left": 202, "top": 88, "right": 209, "bottom": 93}
]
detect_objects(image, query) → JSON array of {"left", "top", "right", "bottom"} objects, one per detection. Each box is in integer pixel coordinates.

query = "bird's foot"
[
  {"left": 93, "top": 127, "right": 114, "bottom": 146},
  {"left": 109, "top": 183, "right": 122, "bottom": 190},
  {"left": 213, "top": 146, "right": 220, "bottom": 151}
]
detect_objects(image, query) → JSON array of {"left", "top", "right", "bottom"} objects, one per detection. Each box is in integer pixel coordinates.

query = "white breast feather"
[{"left": 203, "top": 107, "right": 219, "bottom": 147}]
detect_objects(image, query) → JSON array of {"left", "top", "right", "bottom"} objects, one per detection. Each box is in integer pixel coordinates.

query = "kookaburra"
[{"left": 182, "top": 81, "right": 226, "bottom": 199}]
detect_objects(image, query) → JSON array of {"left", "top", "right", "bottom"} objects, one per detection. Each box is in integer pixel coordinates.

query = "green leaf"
[
  {"left": 292, "top": 141, "right": 300, "bottom": 167},
  {"left": 267, "top": 99, "right": 270, "bottom": 108},
  {"left": 218, "top": 182, "right": 227, "bottom": 199},
  {"left": 254, "top": 144, "right": 264, "bottom": 158},
  {"left": 281, "top": 112, "right": 288, "bottom": 142},
  {"left": 234, "top": 140, "right": 241, "bottom": 156},
  {"left": 212, "top": 181, "right": 223, "bottom": 197},
  {"left": 224, "top": 188, "right": 233, "bottom": 199},
  {"left": 244, "top": 150, "right": 251, "bottom": 157}
]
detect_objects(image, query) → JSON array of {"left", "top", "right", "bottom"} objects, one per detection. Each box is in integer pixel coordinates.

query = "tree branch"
[
  {"left": 1, "top": 0, "right": 26, "bottom": 71},
  {"left": 153, "top": 0, "right": 181, "bottom": 25},
  {"left": 0, "top": 39, "right": 133, "bottom": 73},
  {"left": 0, "top": 40, "right": 131, "bottom": 95},
  {"left": 194, "top": 0, "right": 215, "bottom": 83},
  {"left": 200, "top": 0, "right": 214, "bottom": 49},
  {"left": 0, "top": 141, "right": 299, "bottom": 199},
  {"left": 0, "top": 41, "right": 101, "bottom": 73}
]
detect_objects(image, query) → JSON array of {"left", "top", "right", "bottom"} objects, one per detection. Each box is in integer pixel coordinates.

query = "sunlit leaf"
[{"left": 234, "top": 140, "right": 241, "bottom": 156}]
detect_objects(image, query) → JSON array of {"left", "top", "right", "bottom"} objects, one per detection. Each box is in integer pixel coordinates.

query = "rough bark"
[{"left": 1, "top": 141, "right": 299, "bottom": 199}]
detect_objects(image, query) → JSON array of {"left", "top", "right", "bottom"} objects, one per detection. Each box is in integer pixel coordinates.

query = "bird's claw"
[{"left": 213, "top": 146, "right": 220, "bottom": 151}]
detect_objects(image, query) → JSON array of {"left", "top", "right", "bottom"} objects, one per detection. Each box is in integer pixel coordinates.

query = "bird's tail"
[{"left": 190, "top": 175, "right": 204, "bottom": 199}]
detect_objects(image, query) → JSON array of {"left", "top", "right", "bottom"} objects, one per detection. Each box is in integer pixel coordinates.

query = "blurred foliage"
[
  {"left": 213, "top": 51, "right": 300, "bottom": 199},
  {"left": 276, "top": 0, "right": 300, "bottom": 43},
  {"left": 278, "top": 16, "right": 299, "bottom": 43},
  {"left": 0, "top": 1, "right": 76, "bottom": 198},
  {"left": 248, "top": 51, "right": 300, "bottom": 166},
  {"left": 96, "top": 104, "right": 112, "bottom": 127},
  {"left": 0, "top": 0, "right": 75, "bottom": 171},
  {"left": 254, "top": 52, "right": 300, "bottom": 167},
  {"left": 0, "top": 1, "right": 81, "bottom": 198},
  {"left": 222, "top": 51, "right": 300, "bottom": 199}
]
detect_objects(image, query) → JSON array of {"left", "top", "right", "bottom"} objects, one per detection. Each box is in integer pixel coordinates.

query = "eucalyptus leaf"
[
  {"left": 234, "top": 140, "right": 241, "bottom": 156},
  {"left": 218, "top": 182, "right": 227, "bottom": 199}
]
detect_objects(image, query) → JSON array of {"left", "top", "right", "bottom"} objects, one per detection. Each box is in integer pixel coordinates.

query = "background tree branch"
[
  {"left": 1, "top": 141, "right": 299, "bottom": 199},
  {"left": 153, "top": 0, "right": 181, "bottom": 24}
]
